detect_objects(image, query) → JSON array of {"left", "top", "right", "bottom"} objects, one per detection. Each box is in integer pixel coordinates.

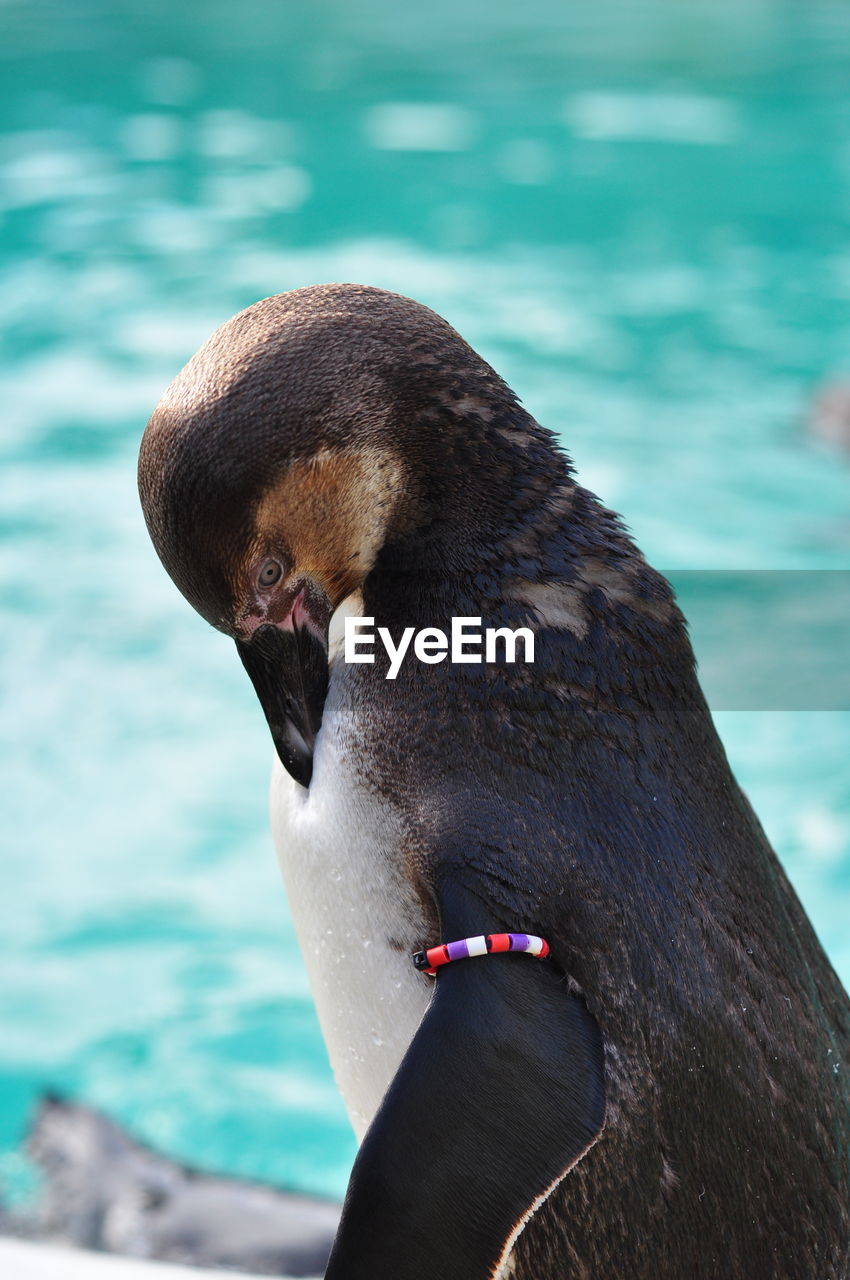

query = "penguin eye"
[{"left": 257, "top": 559, "right": 283, "bottom": 588}]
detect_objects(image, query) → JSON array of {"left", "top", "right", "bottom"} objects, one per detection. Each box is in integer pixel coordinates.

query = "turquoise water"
[{"left": 1, "top": 1, "right": 849, "bottom": 1203}]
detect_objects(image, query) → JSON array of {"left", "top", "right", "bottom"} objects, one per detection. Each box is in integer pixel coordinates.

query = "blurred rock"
[
  {"left": 807, "top": 382, "right": 850, "bottom": 452},
  {"left": 5, "top": 1095, "right": 340, "bottom": 1277},
  {"left": 0, "top": 1236, "right": 286, "bottom": 1280}
]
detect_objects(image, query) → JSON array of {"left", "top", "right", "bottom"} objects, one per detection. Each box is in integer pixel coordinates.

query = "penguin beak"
[{"left": 235, "top": 595, "right": 330, "bottom": 789}]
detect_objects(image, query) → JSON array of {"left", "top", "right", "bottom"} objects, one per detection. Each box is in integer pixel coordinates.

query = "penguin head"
[{"left": 138, "top": 282, "right": 527, "bottom": 786}]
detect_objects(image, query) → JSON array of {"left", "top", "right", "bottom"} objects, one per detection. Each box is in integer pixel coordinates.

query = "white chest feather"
[{"left": 269, "top": 683, "right": 432, "bottom": 1140}]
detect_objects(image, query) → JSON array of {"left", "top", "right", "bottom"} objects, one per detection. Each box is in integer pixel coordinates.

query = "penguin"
[{"left": 138, "top": 284, "right": 850, "bottom": 1280}]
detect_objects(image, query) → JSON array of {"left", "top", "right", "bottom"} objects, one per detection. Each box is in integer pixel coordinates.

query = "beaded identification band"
[{"left": 412, "top": 932, "right": 550, "bottom": 977}]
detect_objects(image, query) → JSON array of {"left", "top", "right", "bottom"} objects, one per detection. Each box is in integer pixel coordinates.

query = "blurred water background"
[{"left": 1, "top": 0, "right": 849, "bottom": 1205}]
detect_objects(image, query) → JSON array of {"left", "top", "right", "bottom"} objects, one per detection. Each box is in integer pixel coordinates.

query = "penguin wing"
[{"left": 324, "top": 881, "right": 605, "bottom": 1280}]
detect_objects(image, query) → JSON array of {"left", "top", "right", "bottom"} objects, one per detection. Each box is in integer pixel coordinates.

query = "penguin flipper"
[{"left": 324, "top": 939, "right": 605, "bottom": 1280}]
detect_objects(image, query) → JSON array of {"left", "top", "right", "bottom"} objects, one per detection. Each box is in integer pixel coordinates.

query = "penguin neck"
[
  {"left": 380, "top": 402, "right": 575, "bottom": 582},
  {"left": 363, "top": 426, "right": 708, "bottom": 750}
]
